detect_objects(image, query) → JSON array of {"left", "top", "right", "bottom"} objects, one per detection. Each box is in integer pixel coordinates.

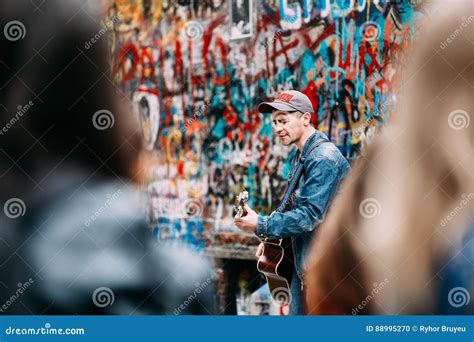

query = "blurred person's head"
[
  {"left": 305, "top": 0, "right": 473, "bottom": 314},
  {"left": 0, "top": 1, "right": 215, "bottom": 315},
  {"left": 0, "top": 0, "right": 143, "bottom": 201}
]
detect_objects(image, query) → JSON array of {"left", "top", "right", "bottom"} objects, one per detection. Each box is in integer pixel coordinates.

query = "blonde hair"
[{"left": 305, "top": 0, "right": 473, "bottom": 314}]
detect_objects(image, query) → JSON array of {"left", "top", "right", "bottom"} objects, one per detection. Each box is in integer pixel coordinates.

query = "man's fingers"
[{"left": 255, "top": 243, "right": 264, "bottom": 260}]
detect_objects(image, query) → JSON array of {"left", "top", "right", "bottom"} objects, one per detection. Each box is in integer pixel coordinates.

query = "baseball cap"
[{"left": 257, "top": 90, "right": 314, "bottom": 114}]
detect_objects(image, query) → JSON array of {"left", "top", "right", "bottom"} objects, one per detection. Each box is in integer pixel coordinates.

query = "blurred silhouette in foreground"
[
  {"left": 0, "top": 0, "right": 214, "bottom": 314},
  {"left": 304, "top": 0, "right": 473, "bottom": 315}
]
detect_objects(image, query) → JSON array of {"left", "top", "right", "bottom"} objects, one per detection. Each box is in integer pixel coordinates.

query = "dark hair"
[{"left": 0, "top": 0, "right": 141, "bottom": 199}]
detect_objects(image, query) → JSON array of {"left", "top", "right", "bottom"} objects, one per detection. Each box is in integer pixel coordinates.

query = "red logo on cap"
[{"left": 276, "top": 93, "right": 293, "bottom": 103}]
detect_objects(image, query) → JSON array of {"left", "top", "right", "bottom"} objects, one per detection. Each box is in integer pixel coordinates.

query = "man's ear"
[{"left": 303, "top": 112, "right": 311, "bottom": 126}]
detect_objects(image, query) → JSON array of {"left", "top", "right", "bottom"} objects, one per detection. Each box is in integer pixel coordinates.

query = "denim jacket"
[{"left": 256, "top": 130, "right": 351, "bottom": 279}]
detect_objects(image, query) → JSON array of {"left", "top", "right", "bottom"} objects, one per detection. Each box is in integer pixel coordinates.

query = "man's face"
[{"left": 271, "top": 110, "right": 306, "bottom": 146}]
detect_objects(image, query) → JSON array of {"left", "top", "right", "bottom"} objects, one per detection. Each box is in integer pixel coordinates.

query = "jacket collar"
[{"left": 299, "top": 130, "right": 328, "bottom": 161}]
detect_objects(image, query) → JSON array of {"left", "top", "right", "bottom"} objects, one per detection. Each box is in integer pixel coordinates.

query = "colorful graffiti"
[{"left": 106, "top": 0, "right": 417, "bottom": 248}]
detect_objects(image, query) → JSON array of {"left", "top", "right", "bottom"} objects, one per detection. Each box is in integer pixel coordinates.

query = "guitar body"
[{"left": 257, "top": 238, "right": 294, "bottom": 302}]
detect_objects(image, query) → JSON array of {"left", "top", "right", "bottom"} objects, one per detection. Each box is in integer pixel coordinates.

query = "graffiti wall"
[{"left": 105, "top": 0, "right": 417, "bottom": 249}]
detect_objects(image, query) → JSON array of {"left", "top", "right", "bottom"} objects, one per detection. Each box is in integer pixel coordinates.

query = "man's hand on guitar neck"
[{"left": 234, "top": 204, "right": 258, "bottom": 233}]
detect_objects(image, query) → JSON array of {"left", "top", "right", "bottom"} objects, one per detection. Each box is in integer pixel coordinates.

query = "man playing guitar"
[{"left": 234, "top": 90, "right": 350, "bottom": 314}]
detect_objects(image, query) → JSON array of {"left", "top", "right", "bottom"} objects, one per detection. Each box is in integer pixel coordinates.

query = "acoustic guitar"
[
  {"left": 233, "top": 190, "right": 294, "bottom": 304},
  {"left": 256, "top": 235, "right": 294, "bottom": 304}
]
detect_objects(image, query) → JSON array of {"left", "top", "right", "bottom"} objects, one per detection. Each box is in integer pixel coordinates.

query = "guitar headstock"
[{"left": 233, "top": 190, "right": 249, "bottom": 218}]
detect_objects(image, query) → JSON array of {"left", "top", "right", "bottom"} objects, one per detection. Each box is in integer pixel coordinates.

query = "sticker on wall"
[
  {"left": 229, "top": 0, "right": 253, "bottom": 40},
  {"left": 133, "top": 86, "right": 160, "bottom": 150}
]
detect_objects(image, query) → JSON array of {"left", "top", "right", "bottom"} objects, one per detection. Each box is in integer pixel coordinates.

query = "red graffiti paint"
[
  {"left": 174, "top": 40, "right": 187, "bottom": 120},
  {"left": 302, "top": 23, "right": 336, "bottom": 53},
  {"left": 140, "top": 47, "right": 156, "bottom": 83},
  {"left": 302, "top": 81, "right": 319, "bottom": 128},
  {"left": 177, "top": 160, "right": 184, "bottom": 177},
  {"left": 360, "top": 44, "right": 382, "bottom": 76},
  {"left": 338, "top": 39, "right": 352, "bottom": 70},
  {"left": 272, "top": 34, "right": 298, "bottom": 75},
  {"left": 114, "top": 43, "right": 139, "bottom": 93}
]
